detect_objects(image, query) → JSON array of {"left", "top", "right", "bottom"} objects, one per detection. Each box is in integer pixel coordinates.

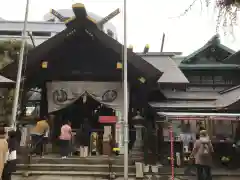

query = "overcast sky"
[{"left": 0, "top": 0, "right": 240, "bottom": 55}]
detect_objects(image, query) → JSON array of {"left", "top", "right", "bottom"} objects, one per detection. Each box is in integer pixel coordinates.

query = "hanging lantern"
[
  {"left": 41, "top": 61, "right": 48, "bottom": 69},
  {"left": 116, "top": 62, "right": 122, "bottom": 69}
]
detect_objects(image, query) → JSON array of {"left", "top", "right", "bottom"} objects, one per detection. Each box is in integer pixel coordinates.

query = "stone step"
[
  {"left": 157, "top": 167, "right": 240, "bottom": 176},
  {"left": 26, "top": 156, "right": 135, "bottom": 165},
  {"left": 12, "top": 175, "right": 136, "bottom": 180},
  {"left": 17, "top": 163, "right": 136, "bottom": 173},
  {"left": 14, "top": 170, "right": 136, "bottom": 178}
]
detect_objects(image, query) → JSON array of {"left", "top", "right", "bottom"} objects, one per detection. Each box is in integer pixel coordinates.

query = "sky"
[{"left": 0, "top": 0, "right": 240, "bottom": 55}]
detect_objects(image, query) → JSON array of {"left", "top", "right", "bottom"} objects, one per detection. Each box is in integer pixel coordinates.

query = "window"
[
  {"left": 201, "top": 76, "right": 213, "bottom": 84},
  {"left": 162, "top": 120, "right": 197, "bottom": 141},
  {"left": 225, "top": 79, "right": 233, "bottom": 85},
  {"left": 214, "top": 76, "right": 225, "bottom": 84},
  {"left": 188, "top": 76, "right": 200, "bottom": 83},
  {"left": 213, "top": 120, "right": 233, "bottom": 138},
  {"left": 31, "top": 31, "right": 51, "bottom": 37},
  {"left": 0, "top": 31, "right": 22, "bottom": 36}
]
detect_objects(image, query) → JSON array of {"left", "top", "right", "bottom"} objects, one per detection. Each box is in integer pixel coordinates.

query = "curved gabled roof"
[
  {"left": 150, "top": 85, "right": 240, "bottom": 110},
  {"left": 0, "top": 4, "right": 162, "bottom": 87},
  {"left": 181, "top": 34, "right": 235, "bottom": 64}
]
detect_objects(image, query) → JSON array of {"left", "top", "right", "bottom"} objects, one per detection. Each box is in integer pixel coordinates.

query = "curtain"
[{"left": 46, "top": 81, "right": 128, "bottom": 116}]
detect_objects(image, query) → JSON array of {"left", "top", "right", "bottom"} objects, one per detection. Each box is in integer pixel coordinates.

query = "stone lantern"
[{"left": 131, "top": 111, "right": 144, "bottom": 160}]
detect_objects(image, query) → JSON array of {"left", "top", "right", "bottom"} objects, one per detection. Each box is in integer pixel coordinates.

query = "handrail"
[{"left": 22, "top": 135, "right": 45, "bottom": 177}]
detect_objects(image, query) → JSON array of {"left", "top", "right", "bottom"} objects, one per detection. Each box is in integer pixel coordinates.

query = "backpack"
[{"left": 198, "top": 141, "right": 210, "bottom": 157}]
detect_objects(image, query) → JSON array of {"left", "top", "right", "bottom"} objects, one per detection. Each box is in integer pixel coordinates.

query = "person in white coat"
[{"left": 2, "top": 130, "right": 17, "bottom": 180}]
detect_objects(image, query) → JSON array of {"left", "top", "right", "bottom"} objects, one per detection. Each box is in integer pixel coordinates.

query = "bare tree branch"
[{"left": 169, "top": 0, "right": 199, "bottom": 19}]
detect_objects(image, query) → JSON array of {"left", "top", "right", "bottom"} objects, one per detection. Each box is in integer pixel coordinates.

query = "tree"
[
  {"left": 0, "top": 40, "right": 33, "bottom": 69},
  {"left": 181, "top": 0, "right": 240, "bottom": 32},
  {"left": 0, "top": 40, "right": 33, "bottom": 125}
]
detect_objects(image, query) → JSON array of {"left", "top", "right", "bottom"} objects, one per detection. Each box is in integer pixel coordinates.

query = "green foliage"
[
  {"left": 0, "top": 39, "right": 33, "bottom": 70},
  {"left": 0, "top": 40, "right": 33, "bottom": 123},
  {"left": 3, "top": 89, "right": 14, "bottom": 114}
]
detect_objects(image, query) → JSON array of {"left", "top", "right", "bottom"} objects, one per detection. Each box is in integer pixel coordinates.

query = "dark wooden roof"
[
  {"left": 142, "top": 56, "right": 189, "bottom": 84},
  {"left": 161, "top": 90, "right": 218, "bottom": 100},
  {"left": 151, "top": 85, "right": 240, "bottom": 110},
  {"left": 181, "top": 34, "right": 235, "bottom": 64},
  {"left": 0, "top": 5, "right": 162, "bottom": 88},
  {"left": 0, "top": 75, "right": 14, "bottom": 88},
  {"left": 223, "top": 50, "right": 240, "bottom": 64},
  {"left": 179, "top": 64, "right": 240, "bottom": 70}
]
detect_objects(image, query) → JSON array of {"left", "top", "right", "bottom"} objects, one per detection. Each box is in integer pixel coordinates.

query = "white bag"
[{"left": 8, "top": 150, "right": 16, "bottom": 161}]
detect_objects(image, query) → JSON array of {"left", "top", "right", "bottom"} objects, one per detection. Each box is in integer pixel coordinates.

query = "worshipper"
[
  {"left": 59, "top": 120, "right": 72, "bottom": 158},
  {"left": 2, "top": 130, "right": 17, "bottom": 180},
  {"left": 191, "top": 130, "right": 214, "bottom": 180},
  {"left": 30, "top": 116, "right": 49, "bottom": 157},
  {"left": 0, "top": 127, "right": 8, "bottom": 179},
  {"left": 80, "top": 119, "right": 91, "bottom": 157}
]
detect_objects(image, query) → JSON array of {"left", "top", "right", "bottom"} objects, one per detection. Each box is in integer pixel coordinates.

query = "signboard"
[{"left": 99, "top": 116, "right": 117, "bottom": 123}]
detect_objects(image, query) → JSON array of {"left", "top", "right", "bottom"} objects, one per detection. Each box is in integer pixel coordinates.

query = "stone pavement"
[
  {"left": 12, "top": 175, "right": 240, "bottom": 180},
  {"left": 12, "top": 176, "right": 134, "bottom": 180}
]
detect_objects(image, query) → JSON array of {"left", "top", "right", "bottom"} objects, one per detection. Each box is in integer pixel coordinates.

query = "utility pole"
[
  {"left": 160, "top": 33, "right": 165, "bottom": 52},
  {"left": 123, "top": 0, "right": 129, "bottom": 179},
  {"left": 11, "top": 0, "right": 30, "bottom": 129}
]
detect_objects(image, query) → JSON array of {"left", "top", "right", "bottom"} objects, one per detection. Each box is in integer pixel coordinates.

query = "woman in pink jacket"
[{"left": 59, "top": 121, "right": 72, "bottom": 158}]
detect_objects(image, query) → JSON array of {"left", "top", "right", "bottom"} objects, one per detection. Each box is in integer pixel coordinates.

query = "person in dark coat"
[
  {"left": 2, "top": 130, "right": 17, "bottom": 180},
  {"left": 79, "top": 119, "right": 91, "bottom": 157},
  {"left": 82, "top": 119, "right": 91, "bottom": 146}
]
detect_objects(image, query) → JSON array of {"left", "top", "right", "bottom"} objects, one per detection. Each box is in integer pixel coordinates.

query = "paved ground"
[
  {"left": 12, "top": 176, "right": 133, "bottom": 180},
  {"left": 12, "top": 175, "right": 240, "bottom": 180}
]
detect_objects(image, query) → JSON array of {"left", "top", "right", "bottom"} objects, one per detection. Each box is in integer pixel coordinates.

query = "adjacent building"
[{"left": 0, "top": 9, "right": 118, "bottom": 46}]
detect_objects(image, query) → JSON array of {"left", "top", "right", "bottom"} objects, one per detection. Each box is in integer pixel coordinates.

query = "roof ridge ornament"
[{"left": 50, "top": 4, "right": 120, "bottom": 33}]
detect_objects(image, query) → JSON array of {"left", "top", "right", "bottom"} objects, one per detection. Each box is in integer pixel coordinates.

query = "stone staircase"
[{"left": 16, "top": 156, "right": 136, "bottom": 178}]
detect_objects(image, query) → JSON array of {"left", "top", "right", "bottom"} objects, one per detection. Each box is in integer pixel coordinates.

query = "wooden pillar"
[{"left": 40, "top": 82, "right": 48, "bottom": 118}]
